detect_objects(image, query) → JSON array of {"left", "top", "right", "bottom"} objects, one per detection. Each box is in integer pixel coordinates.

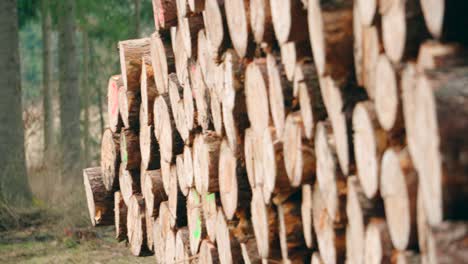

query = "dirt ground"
[{"left": 0, "top": 223, "right": 154, "bottom": 264}]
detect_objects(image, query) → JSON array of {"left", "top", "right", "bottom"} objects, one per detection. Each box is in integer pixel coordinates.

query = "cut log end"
[{"left": 83, "top": 167, "right": 114, "bottom": 227}]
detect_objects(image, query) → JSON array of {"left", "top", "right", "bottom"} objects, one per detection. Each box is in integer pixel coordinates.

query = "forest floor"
[{"left": 0, "top": 212, "right": 154, "bottom": 264}]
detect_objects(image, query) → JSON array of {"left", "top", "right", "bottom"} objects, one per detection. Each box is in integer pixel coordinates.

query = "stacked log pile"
[{"left": 83, "top": 0, "right": 468, "bottom": 263}]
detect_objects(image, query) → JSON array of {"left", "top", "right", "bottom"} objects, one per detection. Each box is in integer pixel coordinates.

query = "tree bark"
[
  {"left": 426, "top": 221, "right": 468, "bottom": 264},
  {"left": 83, "top": 167, "right": 114, "bottom": 226},
  {"left": 270, "top": 0, "right": 308, "bottom": 44},
  {"left": 152, "top": 0, "right": 178, "bottom": 31}
]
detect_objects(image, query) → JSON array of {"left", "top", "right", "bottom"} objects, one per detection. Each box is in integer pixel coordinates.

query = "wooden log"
[
  {"left": 190, "top": 60, "right": 211, "bottom": 132},
  {"left": 152, "top": 0, "right": 178, "bottom": 30},
  {"left": 244, "top": 128, "right": 258, "bottom": 189},
  {"left": 283, "top": 112, "right": 316, "bottom": 187},
  {"left": 142, "top": 169, "right": 167, "bottom": 222},
  {"left": 168, "top": 73, "right": 183, "bottom": 120},
  {"left": 159, "top": 202, "right": 173, "bottom": 255},
  {"left": 210, "top": 87, "right": 224, "bottom": 136},
  {"left": 352, "top": 101, "right": 388, "bottom": 199},
  {"left": 362, "top": 24, "right": 383, "bottom": 99},
  {"left": 224, "top": 0, "right": 254, "bottom": 58},
  {"left": 356, "top": 0, "right": 376, "bottom": 26},
  {"left": 168, "top": 164, "right": 188, "bottom": 228},
  {"left": 294, "top": 61, "right": 326, "bottom": 140},
  {"left": 278, "top": 192, "right": 308, "bottom": 262},
  {"left": 183, "top": 65, "right": 196, "bottom": 131},
  {"left": 202, "top": 193, "right": 221, "bottom": 242},
  {"left": 150, "top": 32, "right": 174, "bottom": 94},
  {"left": 183, "top": 146, "right": 195, "bottom": 189},
  {"left": 353, "top": 3, "right": 364, "bottom": 87},
  {"left": 154, "top": 94, "right": 184, "bottom": 163},
  {"left": 188, "top": 0, "right": 205, "bottom": 13},
  {"left": 174, "top": 27, "right": 190, "bottom": 83},
  {"left": 266, "top": 53, "right": 294, "bottom": 139},
  {"left": 312, "top": 183, "right": 346, "bottom": 264},
  {"left": 176, "top": 154, "right": 189, "bottom": 196},
  {"left": 119, "top": 84, "right": 141, "bottom": 129},
  {"left": 200, "top": 239, "right": 220, "bottom": 264},
  {"left": 417, "top": 187, "right": 429, "bottom": 255},
  {"left": 241, "top": 239, "right": 262, "bottom": 264},
  {"left": 413, "top": 66, "right": 468, "bottom": 226},
  {"left": 364, "top": 218, "right": 393, "bottom": 264},
  {"left": 374, "top": 54, "right": 404, "bottom": 132},
  {"left": 301, "top": 184, "right": 316, "bottom": 249},
  {"left": 83, "top": 167, "right": 114, "bottom": 227},
  {"left": 307, "top": 0, "right": 353, "bottom": 81},
  {"left": 346, "top": 176, "right": 385, "bottom": 264},
  {"left": 280, "top": 41, "right": 312, "bottom": 82},
  {"left": 197, "top": 29, "right": 213, "bottom": 83},
  {"left": 119, "top": 164, "right": 140, "bottom": 206},
  {"left": 118, "top": 38, "right": 151, "bottom": 93},
  {"left": 380, "top": 148, "right": 418, "bottom": 250},
  {"left": 416, "top": 41, "right": 467, "bottom": 71},
  {"left": 381, "top": 0, "right": 429, "bottom": 63},
  {"left": 139, "top": 109, "right": 160, "bottom": 171},
  {"left": 165, "top": 229, "right": 176, "bottom": 264},
  {"left": 114, "top": 191, "right": 127, "bottom": 241},
  {"left": 250, "top": 188, "right": 281, "bottom": 260},
  {"left": 100, "top": 128, "right": 121, "bottom": 191},
  {"left": 222, "top": 50, "right": 249, "bottom": 153},
  {"left": 153, "top": 217, "right": 165, "bottom": 263},
  {"left": 391, "top": 251, "right": 421, "bottom": 264},
  {"left": 261, "top": 127, "right": 295, "bottom": 205},
  {"left": 311, "top": 252, "right": 325, "bottom": 264},
  {"left": 175, "top": 227, "right": 192, "bottom": 264},
  {"left": 270, "top": 0, "right": 308, "bottom": 44},
  {"left": 420, "top": 0, "right": 468, "bottom": 43},
  {"left": 203, "top": 0, "right": 230, "bottom": 56},
  {"left": 107, "top": 75, "right": 123, "bottom": 133},
  {"left": 193, "top": 132, "right": 222, "bottom": 193},
  {"left": 140, "top": 58, "right": 158, "bottom": 127},
  {"left": 245, "top": 59, "right": 270, "bottom": 134},
  {"left": 120, "top": 129, "right": 141, "bottom": 170},
  {"left": 400, "top": 62, "right": 419, "bottom": 165},
  {"left": 168, "top": 74, "right": 190, "bottom": 142},
  {"left": 216, "top": 209, "right": 244, "bottom": 264},
  {"left": 218, "top": 139, "right": 251, "bottom": 220},
  {"left": 179, "top": 14, "right": 204, "bottom": 59},
  {"left": 127, "top": 194, "right": 148, "bottom": 256},
  {"left": 249, "top": 0, "right": 275, "bottom": 44},
  {"left": 426, "top": 221, "right": 468, "bottom": 264},
  {"left": 315, "top": 121, "right": 347, "bottom": 223},
  {"left": 187, "top": 188, "right": 207, "bottom": 255}
]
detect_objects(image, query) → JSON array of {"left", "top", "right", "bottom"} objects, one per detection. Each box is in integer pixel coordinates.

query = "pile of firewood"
[{"left": 83, "top": 0, "right": 468, "bottom": 263}]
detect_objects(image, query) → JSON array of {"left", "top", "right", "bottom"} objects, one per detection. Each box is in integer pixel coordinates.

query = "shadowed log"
[
  {"left": 107, "top": 75, "right": 124, "bottom": 133},
  {"left": 114, "top": 191, "right": 127, "bottom": 241},
  {"left": 270, "top": 0, "right": 308, "bottom": 44},
  {"left": 83, "top": 167, "right": 114, "bottom": 227},
  {"left": 101, "top": 128, "right": 121, "bottom": 191},
  {"left": 364, "top": 218, "right": 393, "bottom": 264},
  {"left": 127, "top": 194, "right": 149, "bottom": 256}
]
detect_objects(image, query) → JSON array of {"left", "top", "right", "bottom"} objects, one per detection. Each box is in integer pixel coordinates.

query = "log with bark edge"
[
  {"left": 140, "top": 58, "right": 158, "bottom": 127},
  {"left": 294, "top": 61, "right": 326, "bottom": 139},
  {"left": 391, "top": 251, "right": 421, "bottom": 264},
  {"left": 119, "top": 83, "right": 141, "bottom": 129},
  {"left": 174, "top": 27, "right": 190, "bottom": 83},
  {"left": 176, "top": 154, "right": 189, "bottom": 196},
  {"left": 412, "top": 66, "right": 468, "bottom": 226},
  {"left": 175, "top": 227, "right": 192, "bottom": 264},
  {"left": 119, "top": 38, "right": 151, "bottom": 93},
  {"left": 142, "top": 171, "right": 166, "bottom": 252},
  {"left": 277, "top": 191, "right": 309, "bottom": 263},
  {"left": 420, "top": 0, "right": 468, "bottom": 44},
  {"left": 266, "top": 53, "right": 294, "bottom": 139},
  {"left": 152, "top": 0, "right": 178, "bottom": 30},
  {"left": 182, "top": 64, "right": 196, "bottom": 131},
  {"left": 301, "top": 184, "right": 316, "bottom": 249},
  {"left": 153, "top": 94, "right": 184, "bottom": 163},
  {"left": 315, "top": 121, "right": 347, "bottom": 223},
  {"left": 183, "top": 145, "right": 195, "bottom": 189},
  {"left": 215, "top": 209, "right": 243, "bottom": 264},
  {"left": 188, "top": 0, "right": 205, "bottom": 13},
  {"left": 416, "top": 41, "right": 467, "bottom": 71},
  {"left": 153, "top": 217, "right": 165, "bottom": 263},
  {"left": 357, "top": 0, "right": 376, "bottom": 26},
  {"left": 139, "top": 108, "right": 160, "bottom": 171},
  {"left": 244, "top": 128, "right": 261, "bottom": 189},
  {"left": 425, "top": 221, "right": 468, "bottom": 264},
  {"left": 190, "top": 60, "right": 212, "bottom": 132},
  {"left": 200, "top": 239, "right": 220, "bottom": 264},
  {"left": 107, "top": 75, "right": 124, "bottom": 133},
  {"left": 380, "top": 0, "right": 429, "bottom": 63},
  {"left": 249, "top": 0, "right": 275, "bottom": 45},
  {"left": 203, "top": 0, "right": 230, "bottom": 57},
  {"left": 120, "top": 129, "right": 141, "bottom": 170},
  {"left": 250, "top": 188, "right": 281, "bottom": 261},
  {"left": 187, "top": 188, "right": 207, "bottom": 255},
  {"left": 380, "top": 148, "right": 418, "bottom": 250},
  {"left": 168, "top": 73, "right": 189, "bottom": 140},
  {"left": 307, "top": 0, "right": 353, "bottom": 81},
  {"left": 311, "top": 183, "right": 346, "bottom": 264},
  {"left": 352, "top": 101, "right": 389, "bottom": 199},
  {"left": 283, "top": 112, "right": 316, "bottom": 187},
  {"left": 353, "top": 3, "right": 364, "bottom": 87},
  {"left": 270, "top": 0, "right": 308, "bottom": 44},
  {"left": 164, "top": 229, "right": 176, "bottom": 264},
  {"left": 210, "top": 85, "right": 224, "bottom": 136},
  {"left": 168, "top": 164, "right": 188, "bottom": 228},
  {"left": 201, "top": 193, "right": 221, "bottom": 242},
  {"left": 281, "top": 40, "right": 312, "bottom": 82},
  {"left": 346, "top": 176, "right": 384, "bottom": 264},
  {"left": 127, "top": 194, "right": 148, "bottom": 256},
  {"left": 100, "top": 128, "right": 121, "bottom": 191},
  {"left": 245, "top": 58, "right": 270, "bottom": 134},
  {"left": 224, "top": 0, "right": 255, "bottom": 58},
  {"left": 179, "top": 12, "right": 204, "bottom": 59},
  {"left": 362, "top": 24, "right": 383, "bottom": 99},
  {"left": 83, "top": 167, "right": 114, "bottom": 227},
  {"left": 218, "top": 139, "right": 251, "bottom": 220},
  {"left": 222, "top": 50, "right": 249, "bottom": 153},
  {"left": 119, "top": 164, "right": 140, "bottom": 206},
  {"left": 364, "top": 218, "right": 393, "bottom": 264},
  {"left": 114, "top": 191, "right": 127, "bottom": 241},
  {"left": 193, "top": 131, "right": 222, "bottom": 193},
  {"left": 374, "top": 54, "right": 404, "bottom": 132},
  {"left": 150, "top": 32, "right": 174, "bottom": 94}
]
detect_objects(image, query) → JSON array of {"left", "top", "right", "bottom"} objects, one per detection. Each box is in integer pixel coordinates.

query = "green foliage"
[{"left": 18, "top": 0, "right": 40, "bottom": 28}]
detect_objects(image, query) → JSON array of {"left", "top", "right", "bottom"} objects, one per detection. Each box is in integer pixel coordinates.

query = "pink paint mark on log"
[
  {"left": 111, "top": 82, "right": 119, "bottom": 115},
  {"left": 158, "top": 0, "right": 165, "bottom": 26}
]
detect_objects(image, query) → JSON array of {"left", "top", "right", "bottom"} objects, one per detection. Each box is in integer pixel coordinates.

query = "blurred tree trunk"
[
  {"left": 134, "top": 0, "right": 141, "bottom": 37},
  {"left": 90, "top": 40, "right": 104, "bottom": 135},
  {"left": 42, "top": 0, "right": 54, "bottom": 163},
  {"left": 0, "top": 0, "right": 32, "bottom": 204},
  {"left": 58, "top": 0, "right": 81, "bottom": 180},
  {"left": 82, "top": 30, "right": 90, "bottom": 165}
]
